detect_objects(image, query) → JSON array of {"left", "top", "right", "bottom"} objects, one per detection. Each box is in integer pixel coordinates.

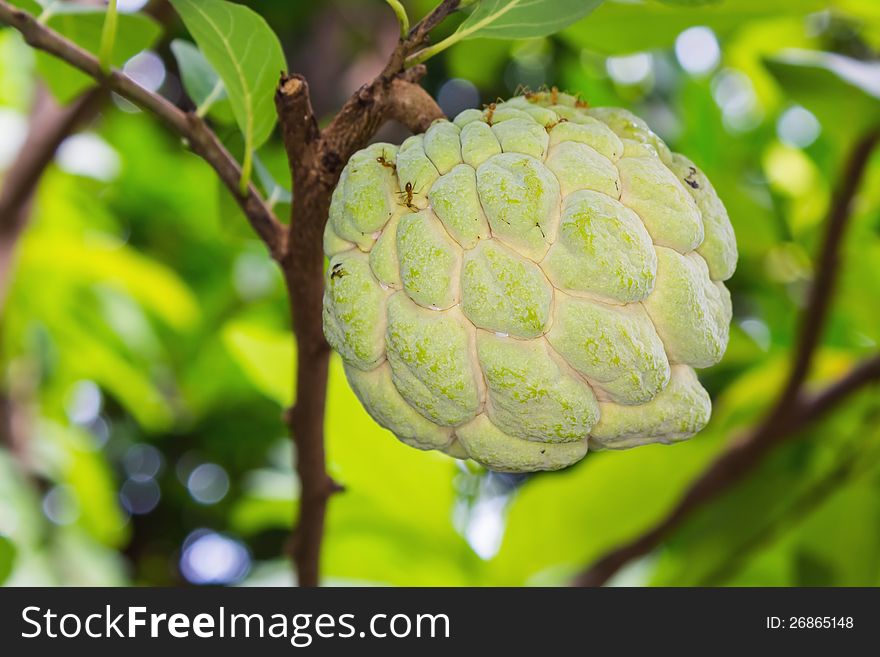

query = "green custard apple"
[{"left": 322, "top": 91, "right": 737, "bottom": 473}]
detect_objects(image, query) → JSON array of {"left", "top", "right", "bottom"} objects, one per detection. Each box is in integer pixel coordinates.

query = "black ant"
[{"left": 330, "top": 262, "right": 347, "bottom": 280}]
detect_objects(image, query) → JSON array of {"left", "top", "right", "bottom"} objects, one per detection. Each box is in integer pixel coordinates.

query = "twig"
[
  {"left": 574, "top": 128, "right": 880, "bottom": 587},
  {"left": 0, "top": 1, "right": 286, "bottom": 261},
  {"left": 775, "top": 128, "right": 880, "bottom": 411},
  {"left": 384, "top": 0, "right": 461, "bottom": 75}
]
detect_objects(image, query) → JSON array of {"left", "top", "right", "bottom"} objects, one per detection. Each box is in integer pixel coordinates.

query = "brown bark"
[{"left": 275, "top": 61, "right": 443, "bottom": 588}]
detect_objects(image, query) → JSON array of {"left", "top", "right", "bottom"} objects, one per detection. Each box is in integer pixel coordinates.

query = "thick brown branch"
[
  {"left": 574, "top": 130, "right": 880, "bottom": 587},
  {"left": 0, "top": 0, "right": 286, "bottom": 260},
  {"left": 273, "top": 7, "right": 446, "bottom": 586},
  {"left": 321, "top": 66, "right": 443, "bottom": 178},
  {"left": 275, "top": 75, "right": 336, "bottom": 586}
]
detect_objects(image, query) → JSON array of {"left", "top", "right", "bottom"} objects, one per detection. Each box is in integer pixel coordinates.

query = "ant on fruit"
[
  {"left": 376, "top": 155, "right": 396, "bottom": 170},
  {"left": 397, "top": 182, "right": 419, "bottom": 211},
  {"left": 330, "top": 262, "right": 347, "bottom": 280},
  {"left": 484, "top": 102, "right": 496, "bottom": 125}
]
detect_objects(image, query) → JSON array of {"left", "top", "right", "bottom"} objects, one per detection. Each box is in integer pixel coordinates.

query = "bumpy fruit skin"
[{"left": 322, "top": 92, "right": 737, "bottom": 473}]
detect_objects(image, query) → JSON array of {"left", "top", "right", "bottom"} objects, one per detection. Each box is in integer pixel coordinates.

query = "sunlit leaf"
[
  {"left": 322, "top": 357, "right": 478, "bottom": 585},
  {"left": 57, "top": 324, "right": 176, "bottom": 431},
  {"left": 221, "top": 320, "right": 295, "bottom": 406},
  {"left": 169, "top": 0, "right": 286, "bottom": 191},
  {"left": 0, "top": 535, "right": 15, "bottom": 585},
  {"left": 20, "top": 235, "right": 200, "bottom": 331},
  {"left": 650, "top": 410, "right": 880, "bottom": 586},
  {"left": 38, "top": 422, "right": 130, "bottom": 548},
  {"left": 231, "top": 496, "right": 296, "bottom": 536}
]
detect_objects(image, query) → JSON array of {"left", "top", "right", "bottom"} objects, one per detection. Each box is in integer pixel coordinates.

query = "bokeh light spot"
[
  {"left": 675, "top": 26, "right": 720, "bottom": 75},
  {"left": 120, "top": 478, "right": 161, "bottom": 515},
  {"left": 187, "top": 463, "right": 230, "bottom": 505},
  {"left": 606, "top": 53, "right": 652, "bottom": 85},
  {"left": 180, "top": 530, "right": 250, "bottom": 585},
  {"left": 777, "top": 105, "right": 821, "bottom": 148}
]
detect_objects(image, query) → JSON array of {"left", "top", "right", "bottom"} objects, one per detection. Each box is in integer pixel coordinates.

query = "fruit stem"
[{"left": 385, "top": 0, "right": 410, "bottom": 38}]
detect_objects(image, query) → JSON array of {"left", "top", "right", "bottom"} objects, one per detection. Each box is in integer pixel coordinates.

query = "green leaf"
[
  {"left": 656, "top": 0, "right": 721, "bottom": 5},
  {"left": 231, "top": 496, "right": 296, "bottom": 536},
  {"left": 0, "top": 536, "right": 15, "bottom": 585},
  {"left": 459, "top": 0, "right": 604, "bottom": 39},
  {"left": 487, "top": 430, "right": 723, "bottom": 585},
  {"left": 39, "top": 422, "right": 130, "bottom": 548},
  {"left": 764, "top": 51, "right": 880, "bottom": 144},
  {"left": 408, "top": 0, "right": 604, "bottom": 65},
  {"left": 561, "top": 0, "right": 826, "bottom": 55},
  {"left": 169, "top": 39, "right": 235, "bottom": 124},
  {"left": 57, "top": 323, "right": 177, "bottom": 431},
  {"left": 322, "top": 357, "right": 478, "bottom": 586},
  {"left": 254, "top": 153, "right": 292, "bottom": 206},
  {"left": 22, "top": 235, "right": 200, "bottom": 332},
  {"left": 6, "top": 0, "right": 41, "bottom": 15},
  {"left": 36, "top": 10, "right": 161, "bottom": 103},
  {"left": 169, "top": 0, "right": 287, "bottom": 193},
  {"left": 221, "top": 320, "right": 295, "bottom": 406}
]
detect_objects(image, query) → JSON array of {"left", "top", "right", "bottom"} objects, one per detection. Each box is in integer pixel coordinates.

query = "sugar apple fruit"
[{"left": 322, "top": 91, "right": 736, "bottom": 473}]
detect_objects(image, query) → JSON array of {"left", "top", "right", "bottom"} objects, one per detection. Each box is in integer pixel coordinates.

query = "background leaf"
[
  {"left": 169, "top": 0, "right": 287, "bottom": 189},
  {"left": 764, "top": 50, "right": 880, "bottom": 144},
  {"left": 169, "top": 39, "right": 235, "bottom": 124},
  {"left": 222, "top": 320, "right": 295, "bottom": 406},
  {"left": 36, "top": 10, "right": 161, "bottom": 102},
  {"left": 6, "top": 0, "right": 41, "bottom": 15},
  {"left": 459, "top": 0, "right": 605, "bottom": 40},
  {"left": 561, "top": 0, "right": 825, "bottom": 54},
  {"left": 0, "top": 536, "right": 15, "bottom": 585}
]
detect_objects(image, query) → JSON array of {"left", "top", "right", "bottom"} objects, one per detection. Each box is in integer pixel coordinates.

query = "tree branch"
[
  {"left": 273, "top": 6, "right": 446, "bottom": 586},
  {"left": 320, "top": 66, "right": 441, "bottom": 175},
  {"left": 0, "top": 0, "right": 286, "bottom": 261},
  {"left": 383, "top": 0, "right": 461, "bottom": 75},
  {"left": 574, "top": 129, "right": 880, "bottom": 587},
  {"left": 776, "top": 127, "right": 880, "bottom": 410},
  {"left": 699, "top": 418, "right": 880, "bottom": 585},
  {"left": 574, "top": 354, "right": 880, "bottom": 587}
]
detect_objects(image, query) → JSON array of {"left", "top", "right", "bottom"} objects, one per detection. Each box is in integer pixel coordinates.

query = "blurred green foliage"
[{"left": 1, "top": 0, "right": 879, "bottom": 587}]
